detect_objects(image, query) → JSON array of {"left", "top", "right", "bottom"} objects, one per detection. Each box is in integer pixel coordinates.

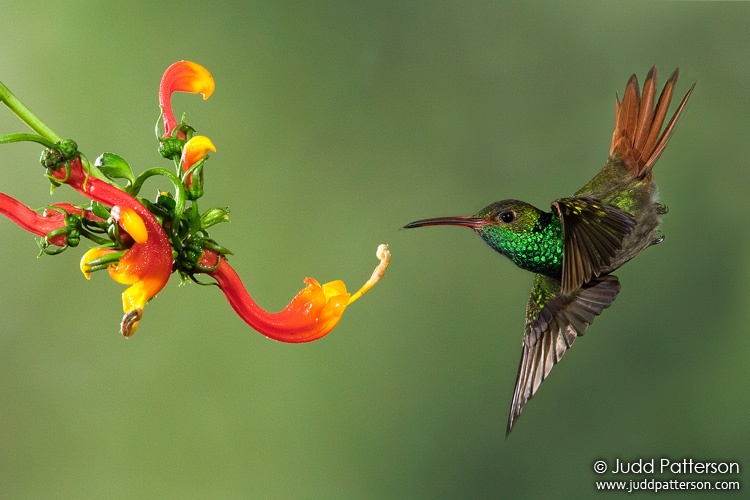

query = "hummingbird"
[{"left": 404, "top": 67, "right": 694, "bottom": 435}]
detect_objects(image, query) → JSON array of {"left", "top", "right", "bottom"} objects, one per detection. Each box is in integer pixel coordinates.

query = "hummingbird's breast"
[{"left": 478, "top": 213, "right": 564, "bottom": 279}]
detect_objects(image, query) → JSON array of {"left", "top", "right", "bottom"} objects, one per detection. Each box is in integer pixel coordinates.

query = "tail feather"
[
  {"left": 632, "top": 67, "right": 657, "bottom": 154},
  {"left": 610, "top": 66, "right": 694, "bottom": 179}
]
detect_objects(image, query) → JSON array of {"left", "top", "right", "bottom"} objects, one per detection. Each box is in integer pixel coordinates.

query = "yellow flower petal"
[
  {"left": 321, "top": 279, "right": 349, "bottom": 300},
  {"left": 120, "top": 280, "right": 150, "bottom": 312},
  {"left": 80, "top": 247, "right": 118, "bottom": 279},
  {"left": 181, "top": 135, "right": 216, "bottom": 171},
  {"left": 111, "top": 205, "right": 148, "bottom": 244}
]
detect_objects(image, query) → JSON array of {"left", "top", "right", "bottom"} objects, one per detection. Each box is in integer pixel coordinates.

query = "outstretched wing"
[
  {"left": 506, "top": 273, "right": 621, "bottom": 436},
  {"left": 552, "top": 197, "right": 634, "bottom": 296}
]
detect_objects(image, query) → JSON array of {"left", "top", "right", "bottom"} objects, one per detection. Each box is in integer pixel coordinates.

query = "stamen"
[
  {"left": 120, "top": 308, "right": 143, "bottom": 338},
  {"left": 348, "top": 244, "right": 391, "bottom": 305}
]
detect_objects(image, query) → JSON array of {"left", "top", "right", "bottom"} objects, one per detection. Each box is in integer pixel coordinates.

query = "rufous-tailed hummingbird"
[{"left": 404, "top": 67, "right": 693, "bottom": 435}]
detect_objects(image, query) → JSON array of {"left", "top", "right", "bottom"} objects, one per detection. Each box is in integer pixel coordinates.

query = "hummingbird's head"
[{"left": 404, "top": 199, "right": 552, "bottom": 260}]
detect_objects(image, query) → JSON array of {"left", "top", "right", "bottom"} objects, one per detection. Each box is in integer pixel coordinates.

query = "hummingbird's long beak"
[{"left": 403, "top": 216, "right": 487, "bottom": 229}]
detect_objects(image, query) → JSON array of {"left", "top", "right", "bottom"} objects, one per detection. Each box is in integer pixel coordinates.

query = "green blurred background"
[{"left": 1, "top": 1, "right": 748, "bottom": 498}]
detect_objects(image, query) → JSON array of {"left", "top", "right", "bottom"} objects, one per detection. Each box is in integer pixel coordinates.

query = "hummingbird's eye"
[{"left": 500, "top": 211, "right": 516, "bottom": 224}]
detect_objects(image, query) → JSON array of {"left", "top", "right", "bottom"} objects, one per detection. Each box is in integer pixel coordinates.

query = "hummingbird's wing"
[
  {"left": 506, "top": 273, "right": 621, "bottom": 435},
  {"left": 551, "top": 197, "right": 634, "bottom": 296}
]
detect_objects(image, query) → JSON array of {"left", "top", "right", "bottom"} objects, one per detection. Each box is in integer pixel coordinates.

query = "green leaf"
[{"left": 94, "top": 152, "right": 135, "bottom": 186}]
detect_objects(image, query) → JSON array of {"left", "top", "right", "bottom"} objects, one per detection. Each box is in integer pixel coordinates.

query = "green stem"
[
  {"left": 84, "top": 250, "right": 127, "bottom": 268},
  {"left": 131, "top": 167, "right": 186, "bottom": 227},
  {"left": 79, "top": 227, "right": 114, "bottom": 246},
  {"left": 0, "top": 132, "right": 57, "bottom": 149},
  {"left": 0, "top": 81, "right": 62, "bottom": 143}
]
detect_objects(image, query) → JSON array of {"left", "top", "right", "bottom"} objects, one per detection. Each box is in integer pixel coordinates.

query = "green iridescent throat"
[{"left": 477, "top": 212, "right": 563, "bottom": 278}]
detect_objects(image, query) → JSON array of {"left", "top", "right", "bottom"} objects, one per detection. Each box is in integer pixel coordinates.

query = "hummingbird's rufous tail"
[{"left": 610, "top": 66, "right": 694, "bottom": 180}]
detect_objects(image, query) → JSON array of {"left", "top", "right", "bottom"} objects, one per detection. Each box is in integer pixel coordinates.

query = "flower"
[
  {"left": 0, "top": 153, "right": 171, "bottom": 337},
  {"left": 0, "top": 195, "right": 72, "bottom": 246},
  {"left": 181, "top": 135, "right": 216, "bottom": 196},
  {"left": 0, "top": 195, "right": 105, "bottom": 250},
  {"left": 0, "top": 60, "right": 390, "bottom": 342},
  {"left": 110, "top": 205, "right": 148, "bottom": 244},
  {"left": 80, "top": 247, "right": 120, "bottom": 279},
  {"left": 51, "top": 156, "right": 174, "bottom": 337},
  {"left": 181, "top": 135, "right": 216, "bottom": 171},
  {"left": 159, "top": 61, "right": 215, "bottom": 139},
  {"left": 197, "top": 244, "right": 391, "bottom": 343}
]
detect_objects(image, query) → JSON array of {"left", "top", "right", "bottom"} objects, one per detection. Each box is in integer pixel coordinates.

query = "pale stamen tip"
[
  {"left": 120, "top": 308, "right": 143, "bottom": 338},
  {"left": 348, "top": 243, "right": 391, "bottom": 305}
]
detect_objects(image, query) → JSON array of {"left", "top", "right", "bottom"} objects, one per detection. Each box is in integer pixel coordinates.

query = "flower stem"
[
  {"left": 131, "top": 167, "right": 186, "bottom": 222},
  {"left": 130, "top": 168, "right": 188, "bottom": 247},
  {"left": 0, "top": 81, "right": 62, "bottom": 143},
  {"left": 0, "top": 132, "right": 57, "bottom": 149}
]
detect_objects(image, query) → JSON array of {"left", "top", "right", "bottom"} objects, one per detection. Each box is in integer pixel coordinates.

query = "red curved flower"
[
  {"left": 197, "top": 245, "right": 390, "bottom": 343},
  {"left": 159, "top": 61, "right": 215, "bottom": 139},
  {"left": 0, "top": 195, "right": 71, "bottom": 246},
  {"left": 0, "top": 196, "right": 105, "bottom": 248},
  {"left": 52, "top": 157, "right": 173, "bottom": 336}
]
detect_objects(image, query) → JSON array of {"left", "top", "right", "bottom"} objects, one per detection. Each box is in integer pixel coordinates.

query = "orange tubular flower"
[
  {"left": 181, "top": 135, "right": 216, "bottom": 194},
  {"left": 198, "top": 245, "right": 391, "bottom": 343},
  {"left": 181, "top": 135, "right": 216, "bottom": 170},
  {"left": 159, "top": 61, "right": 215, "bottom": 139},
  {"left": 53, "top": 157, "right": 173, "bottom": 337}
]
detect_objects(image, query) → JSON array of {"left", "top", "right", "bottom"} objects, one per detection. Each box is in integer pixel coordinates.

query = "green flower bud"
[
  {"left": 40, "top": 148, "right": 66, "bottom": 170},
  {"left": 200, "top": 206, "right": 230, "bottom": 228},
  {"left": 158, "top": 137, "right": 185, "bottom": 160},
  {"left": 56, "top": 139, "right": 78, "bottom": 160}
]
